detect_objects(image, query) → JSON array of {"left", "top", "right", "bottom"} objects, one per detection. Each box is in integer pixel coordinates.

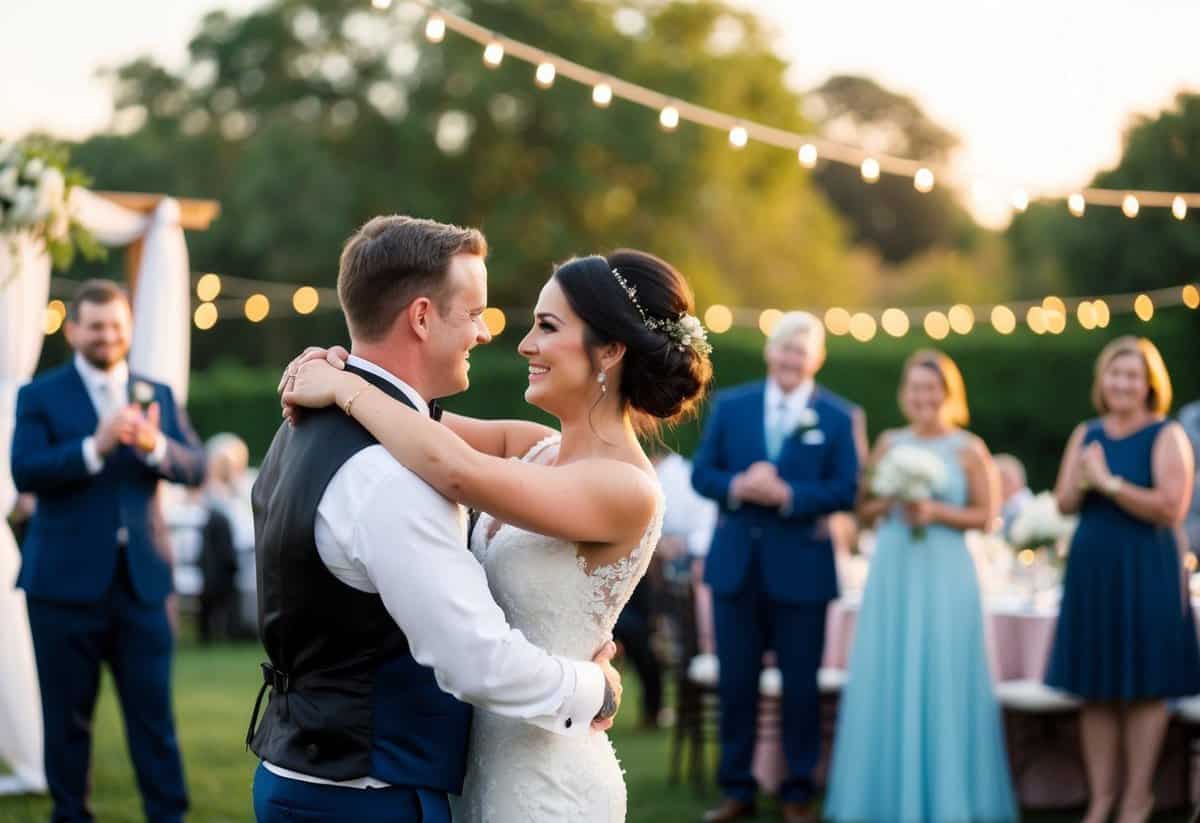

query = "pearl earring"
[{"left": 597, "top": 371, "right": 607, "bottom": 395}]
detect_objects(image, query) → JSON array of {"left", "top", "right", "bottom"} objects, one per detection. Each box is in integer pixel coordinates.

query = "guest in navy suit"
[
  {"left": 692, "top": 311, "right": 860, "bottom": 823},
  {"left": 11, "top": 279, "right": 205, "bottom": 823}
]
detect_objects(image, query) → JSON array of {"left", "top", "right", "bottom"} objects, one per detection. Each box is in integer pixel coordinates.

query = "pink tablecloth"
[
  {"left": 821, "top": 598, "right": 1059, "bottom": 682},
  {"left": 710, "top": 597, "right": 1060, "bottom": 795}
]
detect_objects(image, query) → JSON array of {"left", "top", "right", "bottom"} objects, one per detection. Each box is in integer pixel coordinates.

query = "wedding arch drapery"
[{"left": 0, "top": 187, "right": 195, "bottom": 792}]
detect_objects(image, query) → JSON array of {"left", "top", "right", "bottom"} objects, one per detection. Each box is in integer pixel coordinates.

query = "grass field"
[{"left": 0, "top": 642, "right": 1191, "bottom": 821}]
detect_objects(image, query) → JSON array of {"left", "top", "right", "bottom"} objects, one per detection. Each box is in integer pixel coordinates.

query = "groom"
[{"left": 248, "top": 215, "right": 619, "bottom": 822}]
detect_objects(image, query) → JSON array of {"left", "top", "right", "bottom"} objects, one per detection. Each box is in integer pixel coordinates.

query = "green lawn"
[{"left": 0, "top": 643, "right": 1191, "bottom": 821}]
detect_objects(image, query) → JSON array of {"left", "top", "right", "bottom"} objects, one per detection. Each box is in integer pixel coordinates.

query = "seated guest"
[
  {"left": 1179, "top": 397, "right": 1200, "bottom": 555},
  {"left": 614, "top": 447, "right": 716, "bottom": 728},
  {"left": 199, "top": 433, "right": 252, "bottom": 643},
  {"left": 995, "top": 453, "right": 1035, "bottom": 537}
]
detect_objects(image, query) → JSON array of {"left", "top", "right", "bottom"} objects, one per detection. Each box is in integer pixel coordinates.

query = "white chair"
[
  {"left": 995, "top": 680, "right": 1087, "bottom": 809},
  {"left": 686, "top": 653, "right": 719, "bottom": 688},
  {"left": 994, "top": 679, "right": 1080, "bottom": 712}
]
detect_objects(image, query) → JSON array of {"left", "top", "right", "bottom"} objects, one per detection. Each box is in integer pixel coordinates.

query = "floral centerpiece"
[
  {"left": 0, "top": 139, "right": 103, "bottom": 287},
  {"left": 1008, "top": 491, "right": 1076, "bottom": 562},
  {"left": 869, "top": 444, "right": 947, "bottom": 538}
]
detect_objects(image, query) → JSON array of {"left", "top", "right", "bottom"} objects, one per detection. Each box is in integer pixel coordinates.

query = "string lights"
[
  {"left": 40, "top": 275, "right": 1199, "bottom": 341},
  {"left": 394, "top": 0, "right": 1199, "bottom": 219}
]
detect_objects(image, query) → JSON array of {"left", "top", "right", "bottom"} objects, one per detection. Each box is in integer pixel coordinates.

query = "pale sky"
[{"left": 3, "top": 0, "right": 1196, "bottom": 227}]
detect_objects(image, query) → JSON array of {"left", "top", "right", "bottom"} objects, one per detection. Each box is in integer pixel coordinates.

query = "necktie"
[
  {"left": 429, "top": 399, "right": 443, "bottom": 421},
  {"left": 766, "top": 399, "right": 789, "bottom": 461},
  {"left": 96, "top": 380, "right": 119, "bottom": 420}
]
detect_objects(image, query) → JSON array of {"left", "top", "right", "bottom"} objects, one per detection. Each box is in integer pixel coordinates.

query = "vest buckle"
[{"left": 261, "top": 662, "right": 290, "bottom": 693}]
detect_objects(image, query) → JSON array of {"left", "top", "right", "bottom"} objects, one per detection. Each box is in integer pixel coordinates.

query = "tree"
[
  {"left": 1007, "top": 91, "right": 1200, "bottom": 297},
  {"left": 63, "top": 0, "right": 870, "bottom": 372},
  {"left": 807, "top": 74, "right": 978, "bottom": 264}
]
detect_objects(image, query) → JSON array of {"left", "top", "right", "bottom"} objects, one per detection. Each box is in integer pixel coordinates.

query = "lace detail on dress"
[{"left": 454, "top": 433, "right": 662, "bottom": 822}]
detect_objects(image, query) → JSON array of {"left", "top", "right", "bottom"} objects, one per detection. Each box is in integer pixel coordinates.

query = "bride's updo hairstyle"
[{"left": 552, "top": 249, "right": 712, "bottom": 429}]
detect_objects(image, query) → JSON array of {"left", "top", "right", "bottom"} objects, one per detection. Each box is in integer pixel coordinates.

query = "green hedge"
[{"left": 187, "top": 309, "right": 1199, "bottom": 489}]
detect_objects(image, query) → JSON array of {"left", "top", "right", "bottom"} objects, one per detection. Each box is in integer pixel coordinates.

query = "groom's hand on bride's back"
[{"left": 591, "top": 641, "right": 622, "bottom": 732}]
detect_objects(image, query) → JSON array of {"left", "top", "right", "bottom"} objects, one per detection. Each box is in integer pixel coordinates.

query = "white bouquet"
[
  {"left": 1008, "top": 491, "right": 1076, "bottom": 556},
  {"left": 870, "top": 444, "right": 947, "bottom": 538},
  {"left": 0, "top": 139, "right": 101, "bottom": 287}
]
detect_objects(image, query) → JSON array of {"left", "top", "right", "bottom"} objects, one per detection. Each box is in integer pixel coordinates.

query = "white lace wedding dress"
[{"left": 452, "top": 435, "right": 663, "bottom": 823}]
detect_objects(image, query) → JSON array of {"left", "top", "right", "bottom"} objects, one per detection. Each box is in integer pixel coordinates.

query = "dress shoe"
[
  {"left": 702, "top": 797, "right": 756, "bottom": 822},
  {"left": 780, "top": 801, "right": 818, "bottom": 823}
]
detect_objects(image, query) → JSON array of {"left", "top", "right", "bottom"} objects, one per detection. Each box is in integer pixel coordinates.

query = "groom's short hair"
[{"left": 337, "top": 215, "right": 487, "bottom": 341}]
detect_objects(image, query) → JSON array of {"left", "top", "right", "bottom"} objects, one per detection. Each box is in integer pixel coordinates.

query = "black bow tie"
[{"left": 429, "top": 399, "right": 443, "bottom": 422}]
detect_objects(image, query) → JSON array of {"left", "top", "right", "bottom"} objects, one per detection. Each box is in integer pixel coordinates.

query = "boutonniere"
[
  {"left": 791, "top": 407, "right": 820, "bottom": 434},
  {"left": 130, "top": 380, "right": 155, "bottom": 411}
]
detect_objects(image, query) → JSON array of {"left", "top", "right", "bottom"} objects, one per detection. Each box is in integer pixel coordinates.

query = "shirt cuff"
[
  {"left": 142, "top": 433, "right": 168, "bottom": 466},
  {"left": 82, "top": 437, "right": 105, "bottom": 475},
  {"left": 526, "top": 659, "right": 606, "bottom": 739}
]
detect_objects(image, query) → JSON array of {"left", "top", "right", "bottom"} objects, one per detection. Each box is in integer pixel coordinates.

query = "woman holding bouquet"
[
  {"left": 1046, "top": 336, "right": 1197, "bottom": 823},
  {"left": 825, "top": 350, "right": 1016, "bottom": 822}
]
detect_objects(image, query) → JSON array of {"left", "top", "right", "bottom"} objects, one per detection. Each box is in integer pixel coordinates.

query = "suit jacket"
[
  {"left": 11, "top": 362, "right": 206, "bottom": 605},
  {"left": 691, "top": 380, "right": 860, "bottom": 604}
]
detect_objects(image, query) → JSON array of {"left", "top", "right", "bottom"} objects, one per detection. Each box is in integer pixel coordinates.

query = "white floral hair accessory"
[{"left": 610, "top": 267, "right": 713, "bottom": 357}]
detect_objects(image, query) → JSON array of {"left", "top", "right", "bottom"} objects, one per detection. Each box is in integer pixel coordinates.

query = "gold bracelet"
[{"left": 343, "top": 386, "right": 367, "bottom": 417}]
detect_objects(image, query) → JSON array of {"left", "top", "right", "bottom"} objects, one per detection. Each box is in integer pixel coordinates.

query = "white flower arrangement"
[
  {"left": 0, "top": 139, "right": 102, "bottom": 287},
  {"left": 870, "top": 444, "right": 946, "bottom": 502},
  {"left": 1008, "top": 491, "right": 1076, "bottom": 553},
  {"left": 870, "top": 443, "right": 947, "bottom": 538}
]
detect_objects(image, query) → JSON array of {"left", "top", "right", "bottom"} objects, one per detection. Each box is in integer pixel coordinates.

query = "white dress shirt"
[
  {"left": 656, "top": 454, "right": 717, "bottom": 558},
  {"left": 265, "top": 355, "right": 606, "bottom": 788},
  {"left": 76, "top": 353, "right": 167, "bottom": 475}
]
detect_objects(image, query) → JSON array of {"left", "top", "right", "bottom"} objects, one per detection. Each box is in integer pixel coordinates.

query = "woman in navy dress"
[{"left": 1047, "top": 336, "right": 1198, "bottom": 823}]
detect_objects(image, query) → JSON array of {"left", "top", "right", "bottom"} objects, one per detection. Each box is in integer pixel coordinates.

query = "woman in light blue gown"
[{"left": 824, "top": 350, "right": 1016, "bottom": 822}]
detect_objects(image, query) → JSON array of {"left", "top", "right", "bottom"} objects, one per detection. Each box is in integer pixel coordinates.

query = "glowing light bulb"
[
  {"left": 729, "top": 125, "right": 748, "bottom": 149},
  {"left": 592, "top": 82, "right": 613, "bottom": 107},
  {"left": 798, "top": 144, "right": 818, "bottom": 168},
  {"left": 1068, "top": 193, "right": 1085, "bottom": 217},
  {"left": 913, "top": 168, "right": 935, "bottom": 193},
  {"left": 991, "top": 305, "right": 1016, "bottom": 335},
  {"left": 659, "top": 105, "right": 679, "bottom": 130},
  {"left": 535, "top": 62, "right": 556, "bottom": 88},
  {"left": 860, "top": 157, "right": 880, "bottom": 183},
  {"left": 483, "top": 41, "right": 504, "bottom": 67},
  {"left": 424, "top": 15, "right": 445, "bottom": 42}
]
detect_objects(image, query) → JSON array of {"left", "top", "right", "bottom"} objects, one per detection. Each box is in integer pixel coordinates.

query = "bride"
[{"left": 283, "top": 249, "right": 712, "bottom": 821}]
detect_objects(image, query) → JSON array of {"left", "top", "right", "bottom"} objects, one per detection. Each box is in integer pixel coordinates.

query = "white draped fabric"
[
  {"left": 0, "top": 188, "right": 193, "bottom": 793},
  {"left": 71, "top": 189, "right": 192, "bottom": 403},
  {"left": 0, "top": 235, "right": 51, "bottom": 793}
]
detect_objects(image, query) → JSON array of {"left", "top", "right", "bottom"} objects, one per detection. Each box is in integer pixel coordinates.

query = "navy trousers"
[
  {"left": 252, "top": 763, "right": 451, "bottom": 822},
  {"left": 712, "top": 555, "right": 828, "bottom": 805},
  {"left": 25, "top": 559, "right": 187, "bottom": 823}
]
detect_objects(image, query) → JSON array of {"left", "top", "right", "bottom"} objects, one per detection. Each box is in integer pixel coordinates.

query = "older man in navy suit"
[
  {"left": 12, "top": 279, "right": 205, "bottom": 823},
  {"left": 693, "top": 311, "right": 861, "bottom": 823}
]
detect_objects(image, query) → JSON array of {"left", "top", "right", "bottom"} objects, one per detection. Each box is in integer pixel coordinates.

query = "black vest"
[{"left": 247, "top": 366, "right": 471, "bottom": 788}]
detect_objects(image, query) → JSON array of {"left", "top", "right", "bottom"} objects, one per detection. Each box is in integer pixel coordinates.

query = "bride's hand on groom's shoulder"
[
  {"left": 277, "top": 345, "right": 350, "bottom": 393},
  {"left": 591, "top": 641, "right": 622, "bottom": 733},
  {"left": 279, "top": 345, "right": 351, "bottom": 424}
]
